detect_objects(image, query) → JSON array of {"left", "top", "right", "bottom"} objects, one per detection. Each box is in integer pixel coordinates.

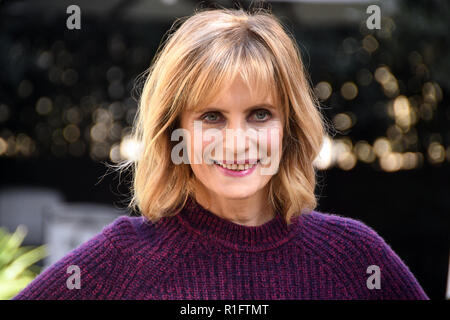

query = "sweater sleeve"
[
  {"left": 334, "top": 215, "right": 429, "bottom": 300},
  {"left": 12, "top": 216, "right": 133, "bottom": 300},
  {"left": 299, "top": 211, "right": 429, "bottom": 300},
  {"left": 357, "top": 225, "right": 430, "bottom": 300}
]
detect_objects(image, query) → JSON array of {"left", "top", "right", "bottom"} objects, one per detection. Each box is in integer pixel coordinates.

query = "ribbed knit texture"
[{"left": 13, "top": 197, "right": 429, "bottom": 300}]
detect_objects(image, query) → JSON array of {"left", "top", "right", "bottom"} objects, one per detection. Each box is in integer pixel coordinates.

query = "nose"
[
  {"left": 223, "top": 116, "right": 250, "bottom": 161},
  {"left": 226, "top": 114, "right": 247, "bottom": 132}
]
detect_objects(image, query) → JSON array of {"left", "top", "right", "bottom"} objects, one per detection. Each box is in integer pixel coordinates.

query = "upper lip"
[{"left": 213, "top": 159, "right": 259, "bottom": 165}]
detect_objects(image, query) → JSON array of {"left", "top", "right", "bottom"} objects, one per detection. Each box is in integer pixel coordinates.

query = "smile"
[{"left": 212, "top": 160, "right": 260, "bottom": 177}]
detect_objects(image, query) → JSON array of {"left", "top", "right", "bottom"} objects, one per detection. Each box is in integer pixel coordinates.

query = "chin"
[{"left": 212, "top": 185, "right": 260, "bottom": 200}]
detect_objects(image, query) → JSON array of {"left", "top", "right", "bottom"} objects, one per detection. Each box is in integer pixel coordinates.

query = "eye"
[
  {"left": 201, "top": 112, "right": 223, "bottom": 123},
  {"left": 250, "top": 109, "right": 271, "bottom": 122}
]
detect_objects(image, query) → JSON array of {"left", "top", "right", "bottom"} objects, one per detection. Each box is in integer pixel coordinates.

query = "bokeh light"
[
  {"left": 315, "top": 81, "right": 333, "bottom": 101},
  {"left": 340, "top": 82, "right": 358, "bottom": 100}
]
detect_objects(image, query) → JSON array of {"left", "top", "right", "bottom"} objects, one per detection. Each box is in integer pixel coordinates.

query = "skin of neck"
[{"left": 192, "top": 180, "right": 276, "bottom": 227}]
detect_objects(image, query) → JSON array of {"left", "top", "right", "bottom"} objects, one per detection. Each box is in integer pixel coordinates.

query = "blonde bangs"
[{"left": 184, "top": 27, "right": 282, "bottom": 115}]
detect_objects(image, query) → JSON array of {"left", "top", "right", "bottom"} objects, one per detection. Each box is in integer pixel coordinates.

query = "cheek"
[{"left": 188, "top": 128, "right": 217, "bottom": 166}]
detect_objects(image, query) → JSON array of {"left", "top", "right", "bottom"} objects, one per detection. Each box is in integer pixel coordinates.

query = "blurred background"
[{"left": 0, "top": 0, "right": 449, "bottom": 299}]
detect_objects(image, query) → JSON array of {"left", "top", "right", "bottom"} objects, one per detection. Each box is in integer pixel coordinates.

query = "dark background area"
[{"left": 0, "top": 0, "right": 449, "bottom": 299}]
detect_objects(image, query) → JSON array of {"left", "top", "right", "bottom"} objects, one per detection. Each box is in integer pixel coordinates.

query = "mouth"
[
  {"left": 212, "top": 159, "right": 260, "bottom": 177},
  {"left": 212, "top": 159, "right": 260, "bottom": 171}
]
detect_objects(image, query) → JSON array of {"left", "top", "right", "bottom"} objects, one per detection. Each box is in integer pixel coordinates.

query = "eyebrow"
[{"left": 195, "top": 103, "right": 277, "bottom": 114}]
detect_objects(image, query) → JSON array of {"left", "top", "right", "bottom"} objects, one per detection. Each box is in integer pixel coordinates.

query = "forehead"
[{"left": 187, "top": 75, "right": 280, "bottom": 113}]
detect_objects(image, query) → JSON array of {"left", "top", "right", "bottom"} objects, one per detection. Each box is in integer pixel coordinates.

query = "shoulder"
[
  {"left": 293, "top": 209, "right": 403, "bottom": 266},
  {"left": 295, "top": 210, "right": 382, "bottom": 249},
  {"left": 293, "top": 210, "right": 386, "bottom": 268},
  {"left": 293, "top": 210, "right": 428, "bottom": 299},
  {"left": 100, "top": 215, "right": 147, "bottom": 255},
  {"left": 102, "top": 214, "right": 182, "bottom": 257}
]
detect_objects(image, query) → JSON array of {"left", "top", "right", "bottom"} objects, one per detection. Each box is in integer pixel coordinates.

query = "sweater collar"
[{"left": 175, "top": 196, "right": 299, "bottom": 252}]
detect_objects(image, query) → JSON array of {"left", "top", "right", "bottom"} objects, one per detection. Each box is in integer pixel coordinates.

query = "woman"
[{"left": 14, "top": 7, "right": 428, "bottom": 300}]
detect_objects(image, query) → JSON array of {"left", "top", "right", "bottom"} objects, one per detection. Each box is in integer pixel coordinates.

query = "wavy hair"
[{"left": 114, "top": 6, "right": 329, "bottom": 225}]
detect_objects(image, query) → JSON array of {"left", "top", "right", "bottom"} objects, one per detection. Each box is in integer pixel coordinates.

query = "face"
[{"left": 179, "top": 75, "right": 284, "bottom": 201}]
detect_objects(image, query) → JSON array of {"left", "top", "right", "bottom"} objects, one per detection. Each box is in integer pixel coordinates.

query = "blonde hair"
[{"left": 114, "top": 6, "right": 329, "bottom": 225}]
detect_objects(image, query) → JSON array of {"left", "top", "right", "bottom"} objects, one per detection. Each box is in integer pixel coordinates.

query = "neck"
[
  {"left": 193, "top": 184, "right": 275, "bottom": 227},
  {"left": 170, "top": 195, "right": 295, "bottom": 252}
]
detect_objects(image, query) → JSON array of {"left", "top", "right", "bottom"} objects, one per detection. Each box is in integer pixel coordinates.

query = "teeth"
[{"left": 214, "top": 161, "right": 258, "bottom": 171}]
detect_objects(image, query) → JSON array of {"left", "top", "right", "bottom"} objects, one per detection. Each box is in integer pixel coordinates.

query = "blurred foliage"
[{"left": 0, "top": 225, "right": 47, "bottom": 300}]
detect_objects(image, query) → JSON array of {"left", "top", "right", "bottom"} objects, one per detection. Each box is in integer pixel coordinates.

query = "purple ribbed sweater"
[{"left": 13, "top": 197, "right": 428, "bottom": 300}]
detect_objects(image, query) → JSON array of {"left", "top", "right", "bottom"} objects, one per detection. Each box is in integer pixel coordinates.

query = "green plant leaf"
[
  {"left": 0, "top": 245, "right": 47, "bottom": 281},
  {"left": 0, "top": 225, "right": 47, "bottom": 299},
  {"left": 0, "top": 277, "right": 34, "bottom": 300}
]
